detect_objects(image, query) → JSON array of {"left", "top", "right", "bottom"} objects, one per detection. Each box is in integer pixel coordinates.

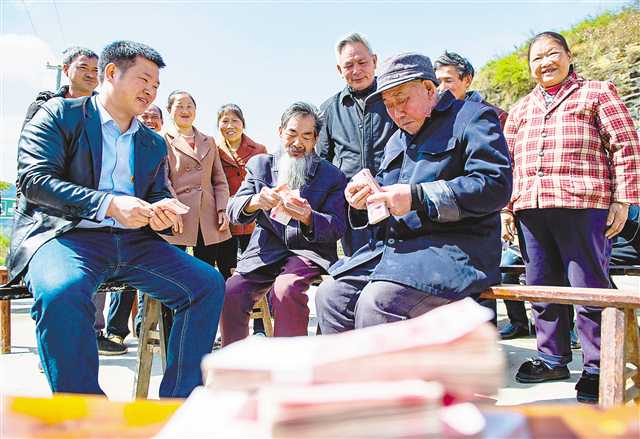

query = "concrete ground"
[{"left": 0, "top": 276, "right": 637, "bottom": 405}]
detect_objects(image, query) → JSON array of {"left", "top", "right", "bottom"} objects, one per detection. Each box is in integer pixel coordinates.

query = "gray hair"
[
  {"left": 279, "top": 102, "right": 323, "bottom": 136},
  {"left": 335, "top": 32, "right": 373, "bottom": 58}
]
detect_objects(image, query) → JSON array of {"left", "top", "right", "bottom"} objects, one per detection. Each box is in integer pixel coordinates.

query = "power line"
[
  {"left": 52, "top": 0, "right": 66, "bottom": 48},
  {"left": 20, "top": 0, "right": 39, "bottom": 38}
]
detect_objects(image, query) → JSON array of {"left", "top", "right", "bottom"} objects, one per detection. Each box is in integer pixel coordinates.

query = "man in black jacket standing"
[
  {"left": 9, "top": 41, "right": 224, "bottom": 398},
  {"left": 316, "top": 33, "right": 397, "bottom": 256},
  {"left": 22, "top": 46, "right": 99, "bottom": 129}
]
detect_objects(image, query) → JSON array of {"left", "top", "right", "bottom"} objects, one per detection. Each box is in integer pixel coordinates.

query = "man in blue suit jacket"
[{"left": 7, "top": 41, "right": 224, "bottom": 397}]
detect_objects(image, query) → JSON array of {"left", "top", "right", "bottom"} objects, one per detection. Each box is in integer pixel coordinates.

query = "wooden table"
[{"left": 1, "top": 394, "right": 638, "bottom": 438}]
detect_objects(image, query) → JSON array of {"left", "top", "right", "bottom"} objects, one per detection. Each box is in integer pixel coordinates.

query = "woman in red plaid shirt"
[{"left": 502, "top": 31, "right": 640, "bottom": 404}]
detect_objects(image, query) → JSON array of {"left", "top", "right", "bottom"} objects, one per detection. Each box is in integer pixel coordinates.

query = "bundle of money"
[
  {"left": 351, "top": 168, "right": 390, "bottom": 224},
  {"left": 258, "top": 380, "right": 443, "bottom": 438},
  {"left": 269, "top": 186, "right": 306, "bottom": 225},
  {"left": 202, "top": 298, "right": 504, "bottom": 400}
]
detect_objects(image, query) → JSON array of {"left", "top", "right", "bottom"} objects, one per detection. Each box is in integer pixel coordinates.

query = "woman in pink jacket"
[{"left": 162, "top": 90, "right": 233, "bottom": 278}]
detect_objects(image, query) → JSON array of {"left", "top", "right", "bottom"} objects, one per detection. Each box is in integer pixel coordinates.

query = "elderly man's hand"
[
  {"left": 344, "top": 180, "right": 371, "bottom": 210},
  {"left": 501, "top": 211, "right": 517, "bottom": 242},
  {"left": 245, "top": 186, "right": 284, "bottom": 213},
  {"left": 605, "top": 202, "right": 629, "bottom": 239},
  {"left": 282, "top": 196, "right": 313, "bottom": 226},
  {"left": 106, "top": 195, "right": 154, "bottom": 228},
  {"left": 366, "top": 184, "right": 412, "bottom": 216}
]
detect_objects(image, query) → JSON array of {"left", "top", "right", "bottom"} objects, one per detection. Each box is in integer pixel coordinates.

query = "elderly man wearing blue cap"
[{"left": 315, "top": 52, "right": 513, "bottom": 332}]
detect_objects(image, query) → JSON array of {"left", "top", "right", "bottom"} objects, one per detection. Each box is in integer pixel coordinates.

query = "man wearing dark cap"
[
  {"left": 316, "top": 33, "right": 397, "bottom": 256},
  {"left": 315, "top": 53, "right": 513, "bottom": 331}
]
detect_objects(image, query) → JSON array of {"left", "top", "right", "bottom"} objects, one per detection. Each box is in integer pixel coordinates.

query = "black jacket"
[
  {"left": 6, "top": 96, "right": 171, "bottom": 283},
  {"left": 316, "top": 81, "right": 397, "bottom": 179},
  {"left": 21, "top": 86, "right": 70, "bottom": 131}
]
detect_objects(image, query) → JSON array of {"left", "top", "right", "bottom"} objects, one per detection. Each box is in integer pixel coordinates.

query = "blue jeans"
[{"left": 25, "top": 228, "right": 224, "bottom": 397}]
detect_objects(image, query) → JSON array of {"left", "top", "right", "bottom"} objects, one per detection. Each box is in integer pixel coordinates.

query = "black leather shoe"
[
  {"left": 575, "top": 371, "right": 599, "bottom": 404},
  {"left": 515, "top": 358, "right": 570, "bottom": 383},
  {"left": 499, "top": 323, "right": 530, "bottom": 340},
  {"left": 97, "top": 334, "right": 127, "bottom": 356}
]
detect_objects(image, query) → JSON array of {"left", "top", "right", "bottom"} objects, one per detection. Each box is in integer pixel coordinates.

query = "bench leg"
[
  {"left": 133, "top": 295, "right": 160, "bottom": 399},
  {"left": 0, "top": 300, "right": 10, "bottom": 354},
  {"left": 624, "top": 309, "right": 640, "bottom": 404},
  {"left": 600, "top": 307, "right": 626, "bottom": 407}
]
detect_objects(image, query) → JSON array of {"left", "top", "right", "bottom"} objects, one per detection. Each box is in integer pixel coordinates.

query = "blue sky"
[{"left": 0, "top": 0, "right": 627, "bottom": 182}]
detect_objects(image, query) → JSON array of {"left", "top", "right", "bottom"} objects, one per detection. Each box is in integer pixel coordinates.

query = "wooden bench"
[
  {"left": 0, "top": 266, "right": 166, "bottom": 399},
  {"left": 500, "top": 264, "right": 640, "bottom": 276},
  {"left": 480, "top": 284, "right": 640, "bottom": 408}
]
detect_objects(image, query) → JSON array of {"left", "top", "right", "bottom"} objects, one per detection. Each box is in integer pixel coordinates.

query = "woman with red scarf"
[{"left": 502, "top": 31, "right": 640, "bottom": 404}]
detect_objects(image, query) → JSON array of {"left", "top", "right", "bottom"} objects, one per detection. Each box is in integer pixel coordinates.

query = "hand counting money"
[{"left": 352, "top": 169, "right": 390, "bottom": 224}]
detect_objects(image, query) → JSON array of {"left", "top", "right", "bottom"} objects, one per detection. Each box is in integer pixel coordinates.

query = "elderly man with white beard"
[{"left": 221, "top": 102, "right": 348, "bottom": 345}]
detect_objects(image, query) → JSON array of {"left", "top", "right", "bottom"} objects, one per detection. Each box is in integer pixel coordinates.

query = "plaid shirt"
[{"left": 504, "top": 74, "right": 640, "bottom": 212}]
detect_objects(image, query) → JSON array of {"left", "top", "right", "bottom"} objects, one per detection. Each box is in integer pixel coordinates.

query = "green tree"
[{"left": 0, "top": 181, "right": 10, "bottom": 191}]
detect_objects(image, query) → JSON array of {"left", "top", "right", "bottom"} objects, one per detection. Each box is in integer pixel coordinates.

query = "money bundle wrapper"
[
  {"left": 352, "top": 168, "right": 390, "bottom": 224},
  {"left": 259, "top": 380, "right": 444, "bottom": 438},
  {"left": 202, "top": 298, "right": 504, "bottom": 400}
]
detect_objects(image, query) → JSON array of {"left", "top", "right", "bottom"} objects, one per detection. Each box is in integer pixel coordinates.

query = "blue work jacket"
[{"left": 329, "top": 91, "right": 513, "bottom": 300}]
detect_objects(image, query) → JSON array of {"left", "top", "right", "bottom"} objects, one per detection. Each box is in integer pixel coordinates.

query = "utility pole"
[{"left": 46, "top": 62, "right": 63, "bottom": 90}]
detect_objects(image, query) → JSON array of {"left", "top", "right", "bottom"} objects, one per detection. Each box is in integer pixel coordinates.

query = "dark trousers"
[
  {"left": 178, "top": 230, "right": 235, "bottom": 280},
  {"left": 221, "top": 256, "right": 323, "bottom": 346},
  {"left": 315, "top": 255, "right": 450, "bottom": 333},
  {"left": 501, "top": 245, "right": 529, "bottom": 328},
  {"left": 517, "top": 208, "right": 610, "bottom": 374},
  {"left": 105, "top": 290, "right": 135, "bottom": 338},
  {"left": 340, "top": 226, "right": 371, "bottom": 257}
]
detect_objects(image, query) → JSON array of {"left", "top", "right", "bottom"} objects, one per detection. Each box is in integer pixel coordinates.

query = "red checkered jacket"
[{"left": 504, "top": 74, "right": 640, "bottom": 212}]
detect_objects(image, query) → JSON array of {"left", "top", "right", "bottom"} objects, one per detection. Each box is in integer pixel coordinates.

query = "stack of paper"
[
  {"left": 257, "top": 380, "right": 443, "bottom": 438},
  {"left": 203, "top": 298, "right": 503, "bottom": 399}
]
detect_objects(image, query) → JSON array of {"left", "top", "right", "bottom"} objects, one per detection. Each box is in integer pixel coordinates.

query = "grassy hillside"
[{"left": 474, "top": 7, "right": 640, "bottom": 123}]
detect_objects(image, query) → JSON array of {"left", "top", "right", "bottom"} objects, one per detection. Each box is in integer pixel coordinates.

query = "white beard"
[{"left": 277, "top": 153, "right": 310, "bottom": 190}]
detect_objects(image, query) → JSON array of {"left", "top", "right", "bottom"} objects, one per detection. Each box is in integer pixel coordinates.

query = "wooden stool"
[
  {"left": 133, "top": 294, "right": 167, "bottom": 399},
  {"left": 249, "top": 296, "right": 273, "bottom": 337},
  {"left": 0, "top": 267, "right": 10, "bottom": 354}
]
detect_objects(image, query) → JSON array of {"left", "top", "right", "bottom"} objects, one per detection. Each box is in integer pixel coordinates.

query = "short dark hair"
[
  {"left": 217, "top": 104, "right": 246, "bottom": 128},
  {"left": 280, "top": 102, "right": 323, "bottom": 136},
  {"left": 148, "top": 104, "right": 163, "bottom": 121},
  {"left": 62, "top": 46, "right": 98, "bottom": 66},
  {"left": 98, "top": 40, "right": 165, "bottom": 82},
  {"left": 434, "top": 51, "right": 475, "bottom": 79},
  {"left": 167, "top": 90, "right": 196, "bottom": 111}
]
